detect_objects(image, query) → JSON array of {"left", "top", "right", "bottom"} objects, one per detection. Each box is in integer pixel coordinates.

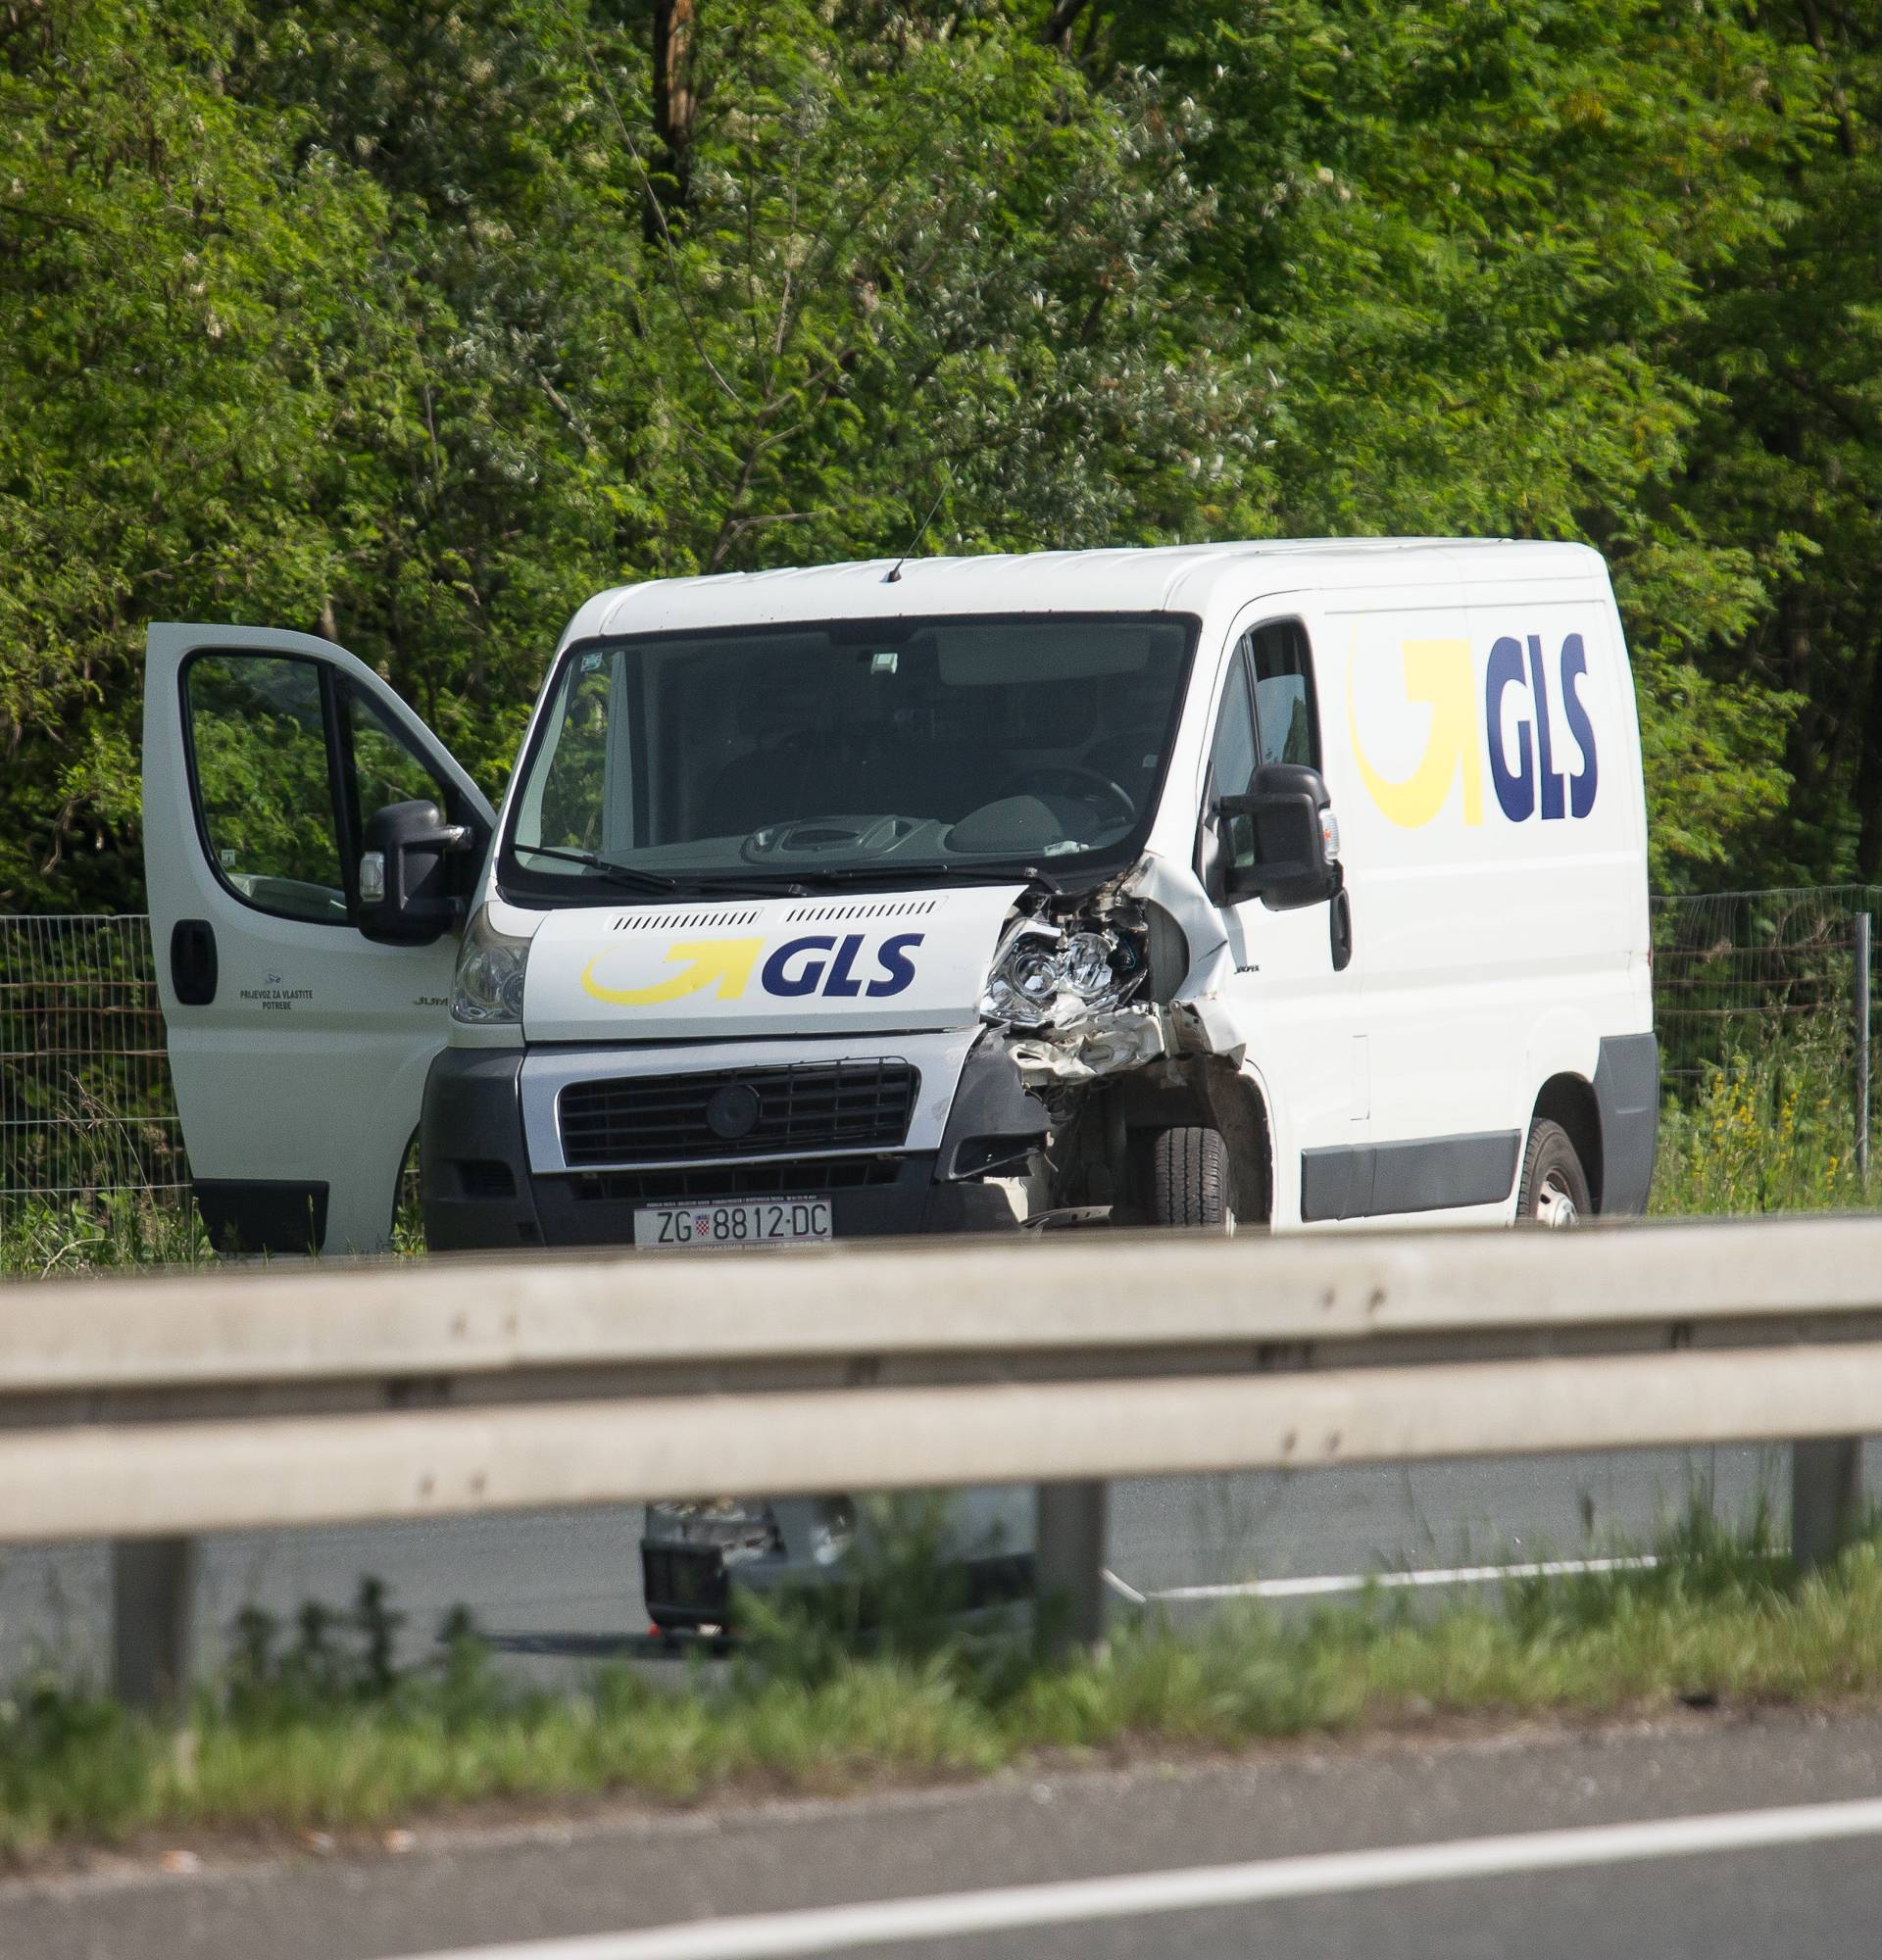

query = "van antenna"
[{"left": 884, "top": 471, "right": 951, "bottom": 584}]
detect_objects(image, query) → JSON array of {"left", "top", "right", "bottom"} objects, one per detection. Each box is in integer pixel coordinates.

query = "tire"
[
  {"left": 1517, "top": 1118, "right": 1591, "bottom": 1227},
  {"left": 1147, "top": 1125, "right": 1232, "bottom": 1230}
]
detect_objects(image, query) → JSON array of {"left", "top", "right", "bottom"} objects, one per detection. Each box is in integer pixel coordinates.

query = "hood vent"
[{"left": 782, "top": 897, "right": 941, "bottom": 924}]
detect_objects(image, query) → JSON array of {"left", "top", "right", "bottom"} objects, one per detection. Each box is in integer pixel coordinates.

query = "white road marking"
[
  {"left": 390, "top": 1795, "right": 1882, "bottom": 1960},
  {"left": 1135, "top": 1552, "right": 1661, "bottom": 1603}
]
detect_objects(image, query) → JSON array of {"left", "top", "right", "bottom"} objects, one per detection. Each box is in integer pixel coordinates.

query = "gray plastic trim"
[
  {"left": 1301, "top": 1130, "right": 1521, "bottom": 1223},
  {"left": 1593, "top": 1031, "right": 1659, "bottom": 1215}
]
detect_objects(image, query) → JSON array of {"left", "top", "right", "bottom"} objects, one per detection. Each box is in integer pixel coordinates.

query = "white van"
[{"left": 144, "top": 539, "right": 1658, "bottom": 1624}]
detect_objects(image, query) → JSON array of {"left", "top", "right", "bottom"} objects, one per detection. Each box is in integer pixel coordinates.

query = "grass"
[
  {"left": 6, "top": 1509, "right": 1882, "bottom": 1860},
  {"left": 0, "top": 1176, "right": 425, "bottom": 1277},
  {"left": 0, "top": 1190, "right": 211, "bottom": 1279},
  {"left": 1650, "top": 1014, "right": 1869, "bottom": 1215}
]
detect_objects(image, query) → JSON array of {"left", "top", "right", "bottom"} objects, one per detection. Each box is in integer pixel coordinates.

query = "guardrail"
[{"left": 6, "top": 1216, "right": 1882, "bottom": 1703}]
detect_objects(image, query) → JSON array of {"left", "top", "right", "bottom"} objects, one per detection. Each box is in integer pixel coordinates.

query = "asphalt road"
[
  {"left": 0, "top": 1440, "right": 1827, "bottom": 1683},
  {"left": 9, "top": 1704, "right": 1882, "bottom": 1958}
]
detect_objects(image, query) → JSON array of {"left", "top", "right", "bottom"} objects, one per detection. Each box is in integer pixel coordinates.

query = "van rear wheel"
[
  {"left": 1518, "top": 1118, "right": 1590, "bottom": 1227},
  {"left": 1147, "top": 1126, "right": 1232, "bottom": 1231}
]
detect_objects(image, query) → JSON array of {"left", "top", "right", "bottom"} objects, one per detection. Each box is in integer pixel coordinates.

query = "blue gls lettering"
[
  {"left": 1527, "top": 634, "right": 1565, "bottom": 821},
  {"left": 867, "top": 932, "right": 923, "bottom": 997},
  {"left": 762, "top": 936, "right": 834, "bottom": 996},
  {"left": 1482, "top": 632, "right": 1599, "bottom": 821},
  {"left": 822, "top": 933, "right": 867, "bottom": 997},
  {"left": 760, "top": 931, "right": 926, "bottom": 998},
  {"left": 1486, "top": 637, "right": 1532, "bottom": 822},
  {"left": 1559, "top": 633, "right": 1598, "bottom": 817}
]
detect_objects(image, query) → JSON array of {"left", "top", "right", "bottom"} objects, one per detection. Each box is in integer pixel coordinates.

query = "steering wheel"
[{"left": 1002, "top": 763, "right": 1137, "bottom": 832}]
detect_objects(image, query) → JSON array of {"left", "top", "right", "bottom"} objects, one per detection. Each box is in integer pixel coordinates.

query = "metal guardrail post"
[
  {"left": 111, "top": 1536, "right": 195, "bottom": 1710},
  {"left": 1792, "top": 1440, "right": 1862, "bottom": 1572},
  {"left": 1857, "top": 912, "right": 1872, "bottom": 1187},
  {"left": 1035, "top": 1480, "right": 1107, "bottom": 1657}
]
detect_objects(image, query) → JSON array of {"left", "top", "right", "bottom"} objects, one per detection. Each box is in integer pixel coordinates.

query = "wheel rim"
[{"left": 1534, "top": 1172, "right": 1580, "bottom": 1228}]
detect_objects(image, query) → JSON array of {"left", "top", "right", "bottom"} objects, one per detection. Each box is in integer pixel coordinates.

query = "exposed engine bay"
[{"left": 972, "top": 857, "right": 1269, "bottom": 1231}]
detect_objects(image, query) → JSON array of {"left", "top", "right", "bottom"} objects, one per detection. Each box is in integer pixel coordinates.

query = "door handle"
[{"left": 171, "top": 918, "right": 218, "bottom": 1005}]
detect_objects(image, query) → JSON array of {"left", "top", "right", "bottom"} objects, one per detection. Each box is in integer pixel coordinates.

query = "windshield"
[{"left": 499, "top": 613, "right": 1196, "bottom": 902}]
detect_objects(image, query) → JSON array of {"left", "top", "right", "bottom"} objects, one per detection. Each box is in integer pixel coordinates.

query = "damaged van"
[{"left": 143, "top": 539, "right": 1658, "bottom": 1624}]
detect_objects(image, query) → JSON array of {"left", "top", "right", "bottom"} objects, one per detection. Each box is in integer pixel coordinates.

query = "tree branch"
[{"left": 1043, "top": 0, "right": 1090, "bottom": 49}]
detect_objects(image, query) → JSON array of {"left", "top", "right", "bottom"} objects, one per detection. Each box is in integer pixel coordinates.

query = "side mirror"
[
  {"left": 1219, "top": 762, "right": 1343, "bottom": 910},
  {"left": 358, "top": 799, "right": 474, "bottom": 946}
]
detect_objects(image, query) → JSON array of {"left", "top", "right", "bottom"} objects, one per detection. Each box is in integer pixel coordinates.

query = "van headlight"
[
  {"left": 981, "top": 923, "right": 1137, "bottom": 1030},
  {"left": 451, "top": 905, "right": 531, "bottom": 1025}
]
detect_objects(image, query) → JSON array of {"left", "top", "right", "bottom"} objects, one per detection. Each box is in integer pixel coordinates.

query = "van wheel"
[
  {"left": 1148, "top": 1126, "right": 1232, "bottom": 1231},
  {"left": 1518, "top": 1118, "right": 1590, "bottom": 1227}
]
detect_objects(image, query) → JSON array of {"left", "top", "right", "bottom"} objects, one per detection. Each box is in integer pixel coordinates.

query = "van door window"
[
  {"left": 1206, "top": 652, "right": 1259, "bottom": 800},
  {"left": 183, "top": 653, "right": 348, "bottom": 925},
  {"left": 344, "top": 687, "right": 455, "bottom": 835},
  {"left": 1247, "top": 620, "right": 1319, "bottom": 768}
]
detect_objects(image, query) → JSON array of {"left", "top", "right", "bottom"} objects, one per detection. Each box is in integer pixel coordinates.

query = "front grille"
[
  {"left": 569, "top": 1156, "right": 904, "bottom": 1204},
  {"left": 558, "top": 1061, "right": 918, "bottom": 1167}
]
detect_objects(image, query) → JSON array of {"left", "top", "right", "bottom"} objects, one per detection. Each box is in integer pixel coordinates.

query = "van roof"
[{"left": 570, "top": 538, "right": 1608, "bottom": 644}]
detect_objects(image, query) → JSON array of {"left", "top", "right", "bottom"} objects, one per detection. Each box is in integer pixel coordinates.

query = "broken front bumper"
[
  {"left": 638, "top": 1492, "right": 1037, "bottom": 1635},
  {"left": 420, "top": 1028, "right": 1049, "bottom": 1251}
]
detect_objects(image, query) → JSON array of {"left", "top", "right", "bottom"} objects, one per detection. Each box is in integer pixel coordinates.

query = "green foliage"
[
  {"left": 12, "top": 1520, "right": 1882, "bottom": 1857},
  {"left": 1651, "top": 1013, "right": 1868, "bottom": 1215},
  {"left": 3, "top": 1, "right": 1881, "bottom": 903},
  {"left": 0, "top": 1192, "right": 209, "bottom": 1278}
]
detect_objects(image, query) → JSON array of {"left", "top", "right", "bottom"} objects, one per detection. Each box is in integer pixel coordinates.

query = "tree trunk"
[{"left": 646, "top": 0, "right": 696, "bottom": 240}]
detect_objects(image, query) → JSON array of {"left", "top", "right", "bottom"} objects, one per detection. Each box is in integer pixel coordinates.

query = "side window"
[
  {"left": 1247, "top": 620, "right": 1320, "bottom": 768},
  {"left": 1206, "top": 652, "right": 1259, "bottom": 800},
  {"left": 346, "top": 686, "right": 454, "bottom": 828},
  {"left": 184, "top": 654, "right": 347, "bottom": 924},
  {"left": 516, "top": 649, "right": 619, "bottom": 859}
]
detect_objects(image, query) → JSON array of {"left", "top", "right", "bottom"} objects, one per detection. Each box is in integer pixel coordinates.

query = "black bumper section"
[
  {"left": 420, "top": 1039, "right": 1050, "bottom": 1252},
  {"left": 643, "top": 1544, "right": 1038, "bottom": 1634},
  {"left": 1594, "top": 1031, "right": 1659, "bottom": 1215}
]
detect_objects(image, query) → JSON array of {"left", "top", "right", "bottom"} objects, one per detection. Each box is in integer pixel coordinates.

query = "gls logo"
[
  {"left": 1347, "top": 633, "right": 1599, "bottom": 829},
  {"left": 581, "top": 932, "right": 925, "bottom": 1007}
]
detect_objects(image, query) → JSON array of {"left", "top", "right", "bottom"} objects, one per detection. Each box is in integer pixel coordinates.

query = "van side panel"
[{"left": 1316, "top": 564, "right": 1651, "bottom": 1223}]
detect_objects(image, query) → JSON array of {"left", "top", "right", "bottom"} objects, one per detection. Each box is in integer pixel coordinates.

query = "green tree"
[{"left": 0, "top": 0, "right": 391, "bottom": 908}]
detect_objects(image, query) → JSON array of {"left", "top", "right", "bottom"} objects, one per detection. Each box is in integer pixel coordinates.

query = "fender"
[{"left": 1522, "top": 1011, "right": 1604, "bottom": 1128}]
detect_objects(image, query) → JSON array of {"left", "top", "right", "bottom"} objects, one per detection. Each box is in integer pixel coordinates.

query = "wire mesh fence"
[
  {"left": 1651, "top": 886, "right": 1881, "bottom": 1096},
  {"left": 0, "top": 914, "right": 186, "bottom": 1219},
  {"left": 1649, "top": 888, "right": 1880, "bottom": 1210},
  {"left": 1, "top": 895, "right": 1878, "bottom": 1219}
]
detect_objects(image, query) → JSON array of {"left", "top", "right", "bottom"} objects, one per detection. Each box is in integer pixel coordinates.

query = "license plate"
[{"left": 633, "top": 1196, "right": 833, "bottom": 1250}]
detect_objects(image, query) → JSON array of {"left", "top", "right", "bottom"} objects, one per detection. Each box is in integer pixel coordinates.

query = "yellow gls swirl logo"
[
  {"left": 1347, "top": 632, "right": 1598, "bottom": 830},
  {"left": 581, "top": 939, "right": 763, "bottom": 1005},
  {"left": 580, "top": 932, "right": 926, "bottom": 1007},
  {"left": 1347, "top": 638, "right": 1482, "bottom": 828}
]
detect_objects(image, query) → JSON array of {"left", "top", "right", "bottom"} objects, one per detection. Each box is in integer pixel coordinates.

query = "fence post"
[
  {"left": 1857, "top": 911, "right": 1872, "bottom": 1188},
  {"left": 1792, "top": 1441, "right": 1862, "bottom": 1573},
  {"left": 111, "top": 1537, "right": 196, "bottom": 1710},
  {"left": 1034, "top": 1480, "right": 1107, "bottom": 1658}
]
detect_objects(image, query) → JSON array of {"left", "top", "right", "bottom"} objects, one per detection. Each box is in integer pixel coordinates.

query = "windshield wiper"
[
  {"left": 512, "top": 845, "right": 681, "bottom": 894},
  {"left": 517, "top": 848, "right": 811, "bottom": 901},
  {"left": 766, "top": 859, "right": 1066, "bottom": 896}
]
